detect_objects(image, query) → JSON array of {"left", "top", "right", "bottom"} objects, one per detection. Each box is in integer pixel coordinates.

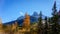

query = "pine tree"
[
  {"left": 52, "top": 1, "right": 59, "bottom": 34},
  {"left": 37, "top": 11, "right": 43, "bottom": 34},
  {"left": 52, "top": 1, "right": 57, "bottom": 16},
  {"left": 48, "top": 17, "right": 53, "bottom": 34},
  {"left": 44, "top": 16, "right": 48, "bottom": 34},
  {"left": 58, "top": 10, "right": 60, "bottom": 34}
]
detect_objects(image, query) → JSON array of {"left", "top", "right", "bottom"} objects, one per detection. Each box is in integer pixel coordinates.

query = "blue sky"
[{"left": 0, "top": 0, "right": 60, "bottom": 23}]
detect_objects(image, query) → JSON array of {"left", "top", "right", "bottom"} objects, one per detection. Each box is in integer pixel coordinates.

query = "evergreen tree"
[
  {"left": 52, "top": 1, "right": 59, "bottom": 34},
  {"left": 37, "top": 11, "right": 43, "bottom": 34},
  {"left": 44, "top": 16, "right": 48, "bottom": 34},
  {"left": 58, "top": 10, "right": 60, "bottom": 34},
  {"left": 48, "top": 18, "right": 53, "bottom": 34},
  {"left": 52, "top": 1, "right": 57, "bottom": 16}
]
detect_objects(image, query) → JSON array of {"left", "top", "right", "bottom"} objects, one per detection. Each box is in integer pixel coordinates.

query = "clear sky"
[{"left": 0, "top": 0, "right": 60, "bottom": 23}]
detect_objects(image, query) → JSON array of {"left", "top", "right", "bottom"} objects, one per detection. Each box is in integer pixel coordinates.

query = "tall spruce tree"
[
  {"left": 52, "top": 1, "right": 57, "bottom": 16},
  {"left": 58, "top": 10, "right": 60, "bottom": 34},
  {"left": 44, "top": 16, "right": 48, "bottom": 34},
  {"left": 48, "top": 18, "right": 52, "bottom": 34},
  {"left": 52, "top": 1, "right": 59, "bottom": 34},
  {"left": 37, "top": 11, "right": 43, "bottom": 34}
]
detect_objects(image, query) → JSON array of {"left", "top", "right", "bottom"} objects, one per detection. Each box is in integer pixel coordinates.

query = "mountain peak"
[
  {"left": 17, "top": 16, "right": 24, "bottom": 20},
  {"left": 32, "top": 11, "right": 39, "bottom": 17}
]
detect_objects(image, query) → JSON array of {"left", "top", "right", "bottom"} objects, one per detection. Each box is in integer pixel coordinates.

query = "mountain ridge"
[{"left": 3, "top": 12, "right": 45, "bottom": 26}]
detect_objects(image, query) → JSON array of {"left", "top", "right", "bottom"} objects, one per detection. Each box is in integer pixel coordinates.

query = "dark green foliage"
[
  {"left": 52, "top": 1, "right": 57, "bottom": 16},
  {"left": 44, "top": 16, "right": 48, "bottom": 34},
  {"left": 51, "top": 14, "right": 59, "bottom": 34},
  {"left": 51, "top": 1, "right": 59, "bottom": 34},
  {"left": 37, "top": 11, "right": 43, "bottom": 34}
]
